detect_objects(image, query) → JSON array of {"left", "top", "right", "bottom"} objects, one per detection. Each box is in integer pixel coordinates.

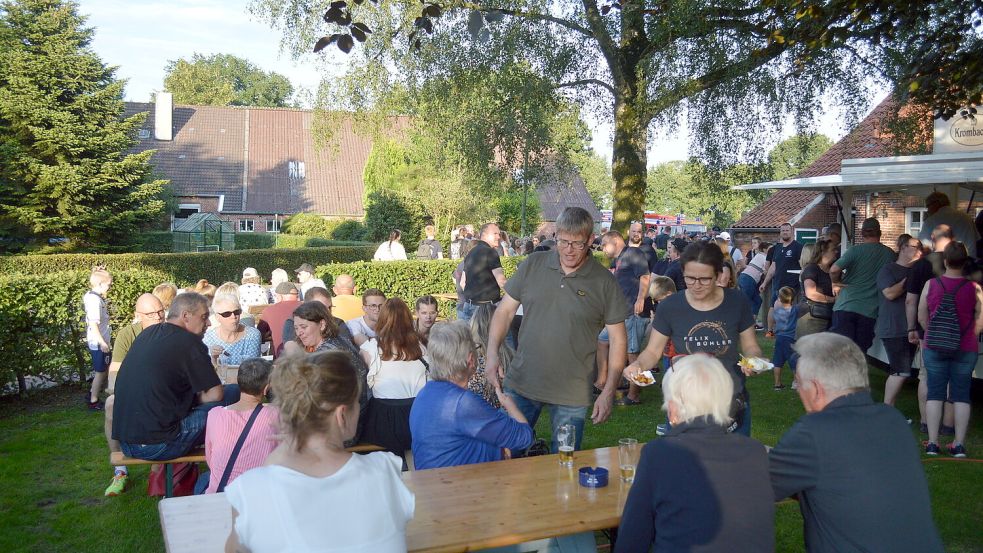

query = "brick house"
[
  {"left": 730, "top": 96, "right": 947, "bottom": 250},
  {"left": 125, "top": 94, "right": 599, "bottom": 234}
]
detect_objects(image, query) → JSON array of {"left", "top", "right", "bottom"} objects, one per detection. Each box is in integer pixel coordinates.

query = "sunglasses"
[{"left": 217, "top": 309, "right": 243, "bottom": 318}]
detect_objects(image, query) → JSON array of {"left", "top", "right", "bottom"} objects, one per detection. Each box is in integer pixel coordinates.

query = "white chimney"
[{"left": 155, "top": 92, "right": 173, "bottom": 141}]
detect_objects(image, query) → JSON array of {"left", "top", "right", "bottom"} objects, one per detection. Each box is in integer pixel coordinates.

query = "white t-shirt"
[
  {"left": 729, "top": 245, "right": 745, "bottom": 264},
  {"left": 361, "top": 341, "right": 428, "bottom": 399},
  {"left": 83, "top": 291, "right": 110, "bottom": 349},
  {"left": 373, "top": 241, "right": 408, "bottom": 261},
  {"left": 226, "top": 452, "right": 414, "bottom": 553},
  {"left": 346, "top": 317, "right": 377, "bottom": 340}
]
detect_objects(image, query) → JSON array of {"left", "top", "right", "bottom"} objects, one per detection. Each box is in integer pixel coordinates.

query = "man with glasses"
[
  {"left": 112, "top": 293, "right": 239, "bottom": 480},
  {"left": 458, "top": 222, "right": 507, "bottom": 322},
  {"left": 485, "top": 207, "right": 628, "bottom": 452},
  {"left": 347, "top": 288, "right": 387, "bottom": 346},
  {"left": 103, "top": 293, "right": 165, "bottom": 496}
]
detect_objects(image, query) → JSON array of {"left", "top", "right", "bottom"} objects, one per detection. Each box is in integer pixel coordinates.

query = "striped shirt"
[{"left": 204, "top": 405, "right": 279, "bottom": 493}]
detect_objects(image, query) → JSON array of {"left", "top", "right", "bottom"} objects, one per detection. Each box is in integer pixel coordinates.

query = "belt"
[{"left": 463, "top": 299, "right": 496, "bottom": 305}]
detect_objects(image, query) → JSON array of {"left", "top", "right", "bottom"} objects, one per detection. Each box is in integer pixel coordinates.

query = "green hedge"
[
  {"left": 234, "top": 233, "right": 371, "bottom": 250},
  {"left": 0, "top": 269, "right": 171, "bottom": 394},
  {"left": 0, "top": 246, "right": 375, "bottom": 286}
]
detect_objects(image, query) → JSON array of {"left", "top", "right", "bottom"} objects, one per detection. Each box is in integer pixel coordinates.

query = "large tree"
[
  {"left": 254, "top": 0, "right": 982, "bottom": 233},
  {"left": 0, "top": 0, "right": 168, "bottom": 250},
  {"left": 163, "top": 53, "right": 295, "bottom": 107}
]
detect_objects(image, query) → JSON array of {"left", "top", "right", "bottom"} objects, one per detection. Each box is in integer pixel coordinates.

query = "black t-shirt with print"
[
  {"left": 653, "top": 288, "right": 755, "bottom": 392},
  {"left": 769, "top": 240, "right": 804, "bottom": 290},
  {"left": 461, "top": 240, "right": 503, "bottom": 302}
]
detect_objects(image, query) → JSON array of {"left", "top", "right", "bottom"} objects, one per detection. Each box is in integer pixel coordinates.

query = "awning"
[{"left": 733, "top": 151, "right": 983, "bottom": 193}]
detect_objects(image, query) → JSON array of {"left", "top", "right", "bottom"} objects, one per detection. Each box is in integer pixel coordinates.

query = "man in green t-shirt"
[
  {"left": 830, "top": 218, "right": 897, "bottom": 353},
  {"left": 104, "top": 293, "right": 165, "bottom": 497}
]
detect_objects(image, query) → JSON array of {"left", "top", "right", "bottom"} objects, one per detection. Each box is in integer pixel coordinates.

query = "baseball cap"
[
  {"left": 860, "top": 218, "right": 880, "bottom": 232},
  {"left": 295, "top": 263, "right": 315, "bottom": 274},
  {"left": 719, "top": 231, "right": 731, "bottom": 241},
  {"left": 275, "top": 282, "right": 299, "bottom": 295},
  {"left": 242, "top": 267, "right": 259, "bottom": 279}
]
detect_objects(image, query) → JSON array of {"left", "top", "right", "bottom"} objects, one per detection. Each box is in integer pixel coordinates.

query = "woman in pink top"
[
  {"left": 204, "top": 358, "right": 279, "bottom": 493},
  {"left": 917, "top": 242, "right": 983, "bottom": 458}
]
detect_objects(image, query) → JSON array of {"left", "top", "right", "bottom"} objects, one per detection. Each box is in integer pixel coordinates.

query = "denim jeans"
[
  {"left": 456, "top": 301, "right": 478, "bottom": 322},
  {"left": 922, "top": 348, "right": 976, "bottom": 403},
  {"left": 504, "top": 388, "right": 587, "bottom": 452},
  {"left": 121, "top": 384, "right": 240, "bottom": 461},
  {"left": 737, "top": 273, "right": 762, "bottom": 318}
]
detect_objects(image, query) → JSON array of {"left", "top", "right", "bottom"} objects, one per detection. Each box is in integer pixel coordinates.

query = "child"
[
  {"left": 83, "top": 268, "right": 112, "bottom": 410},
  {"left": 201, "top": 358, "right": 279, "bottom": 494},
  {"left": 768, "top": 286, "right": 798, "bottom": 390},
  {"left": 649, "top": 275, "right": 677, "bottom": 436}
]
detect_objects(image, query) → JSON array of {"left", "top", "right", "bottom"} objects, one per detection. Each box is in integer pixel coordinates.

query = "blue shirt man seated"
[{"left": 769, "top": 332, "right": 943, "bottom": 553}]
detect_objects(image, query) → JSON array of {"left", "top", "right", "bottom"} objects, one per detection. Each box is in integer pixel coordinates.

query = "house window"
[
  {"left": 175, "top": 204, "right": 200, "bottom": 219},
  {"left": 266, "top": 219, "right": 281, "bottom": 232},
  {"left": 905, "top": 208, "right": 928, "bottom": 235},
  {"left": 288, "top": 161, "right": 306, "bottom": 180},
  {"left": 239, "top": 219, "right": 254, "bottom": 232},
  {"left": 138, "top": 129, "right": 151, "bottom": 139}
]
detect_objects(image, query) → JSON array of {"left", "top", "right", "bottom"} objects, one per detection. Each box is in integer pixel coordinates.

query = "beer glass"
[
  {"left": 619, "top": 438, "right": 639, "bottom": 482},
  {"left": 556, "top": 424, "right": 575, "bottom": 466}
]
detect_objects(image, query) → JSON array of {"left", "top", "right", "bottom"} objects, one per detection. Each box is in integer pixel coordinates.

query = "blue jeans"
[
  {"left": 121, "top": 384, "right": 240, "bottom": 461},
  {"left": 456, "top": 301, "right": 478, "bottom": 322},
  {"left": 738, "top": 273, "right": 762, "bottom": 318},
  {"left": 504, "top": 388, "right": 587, "bottom": 452},
  {"left": 598, "top": 315, "right": 649, "bottom": 354},
  {"left": 922, "top": 348, "right": 976, "bottom": 403}
]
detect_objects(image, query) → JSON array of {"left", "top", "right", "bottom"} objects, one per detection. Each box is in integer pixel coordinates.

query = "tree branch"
[
  {"left": 555, "top": 79, "right": 615, "bottom": 95},
  {"left": 580, "top": 0, "right": 623, "bottom": 85},
  {"left": 452, "top": 2, "right": 593, "bottom": 37}
]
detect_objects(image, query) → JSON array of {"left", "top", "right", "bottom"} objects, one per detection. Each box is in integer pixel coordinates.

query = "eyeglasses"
[
  {"left": 138, "top": 309, "right": 165, "bottom": 318},
  {"left": 217, "top": 309, "right": 243, "bottom": 318},
  {"left": 364, "top": 303, "right": 384, "bottom": 310},
  {"left": 683, "top": 276, "right": 715, "bottom": 286},
  {"left": 556, "top": 238, "right": 588, "bottom": 251}
]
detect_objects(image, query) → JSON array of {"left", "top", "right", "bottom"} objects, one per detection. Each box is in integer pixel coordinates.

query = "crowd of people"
[{"left": 80, "top": 202, "right": 977, "bottom": 552}]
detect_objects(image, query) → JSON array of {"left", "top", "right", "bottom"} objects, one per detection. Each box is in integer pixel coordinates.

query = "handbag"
[
  {"left": 806, "top": 300, "right": 833, "bottom": 321},
  {"left": 216, "top": 404, "right": 264, "bottom": 493},
  {"left": 147, "top": 462, "right": 199, "bottom": 497}
]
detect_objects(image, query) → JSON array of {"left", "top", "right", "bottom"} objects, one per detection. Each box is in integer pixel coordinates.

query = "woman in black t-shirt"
[
  {"left": 797, "top": 238, "right": 838, "bottom": 338},
  {"left": 625, "top": 241, "right": 763, "bottom": 436}
]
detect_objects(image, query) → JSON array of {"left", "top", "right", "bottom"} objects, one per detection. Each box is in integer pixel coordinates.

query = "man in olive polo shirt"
[{"left": 485, "top": 207, "right": 628, "bottom": 451}]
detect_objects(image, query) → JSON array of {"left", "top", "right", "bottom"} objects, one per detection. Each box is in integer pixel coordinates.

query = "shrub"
[
  {"left": 363, "top": 190, "right": 421, "bottom": 243},
  {"left": 0, "top": 246, "right": 375, "bottom": 286},
  {"left": 331, "top": 220, "right": 368, "bottom": 241},
  {"left": 0, "top": 269, "right": 170, "bottom": 394},
  {"left": 131, "top": 232, "right": 174, "bottom": 253},
  {"left": 232, "top": 233, "right": 369, "bottom": 250}
]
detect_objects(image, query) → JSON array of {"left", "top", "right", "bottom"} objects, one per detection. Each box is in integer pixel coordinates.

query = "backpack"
[
  {"left": 925, "top": 278, "right": 969, "bottom": 353},
  {"left": 415, "top": 239, "right": 439, "bottom": 260}
]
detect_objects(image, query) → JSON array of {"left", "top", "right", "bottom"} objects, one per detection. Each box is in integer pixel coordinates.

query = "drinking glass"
[
  {"left": 618, "top": 438, "right": 639, "bottom": 482},
  {"left": 556, "top": 424, "right": 576, "bottom": 466}
]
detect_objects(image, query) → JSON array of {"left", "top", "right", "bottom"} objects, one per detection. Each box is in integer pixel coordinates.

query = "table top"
[
  {"left": 405, "top": 446, "right": 629, "bottom": 553},
  {"left": 158, "top": 446, "right": 630, "bottom": 553}
]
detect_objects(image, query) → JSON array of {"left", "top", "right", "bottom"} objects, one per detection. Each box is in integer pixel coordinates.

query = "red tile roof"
[
  {"left": 732, "top": 96, "right": 932, "bottom": 229},
  {"left": 124, "top": 103, "right": 598, "bottom": 220}
]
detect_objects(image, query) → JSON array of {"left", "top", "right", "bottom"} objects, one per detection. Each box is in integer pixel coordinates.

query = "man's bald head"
[
  {"left": 134, "top": 293, "right": 165, "bottom": 329},
  {"left": 333, "top": 274, "right": 355, "bottom": 294}
]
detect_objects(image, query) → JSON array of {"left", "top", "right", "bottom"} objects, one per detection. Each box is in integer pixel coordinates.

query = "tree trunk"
[{"left": 610, "top": 89, "right": 648, "bottom": 236}]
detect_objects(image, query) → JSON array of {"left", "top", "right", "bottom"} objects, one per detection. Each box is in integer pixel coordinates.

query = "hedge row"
[
  {"left": 232, "top": 234, "right": 372, "bottom": 251},
  {"left": 0, "top": 246, "right": 376, "bottom": 286},
  {"left": 0, "top": 269, "right": 171, "bottom": 394}
]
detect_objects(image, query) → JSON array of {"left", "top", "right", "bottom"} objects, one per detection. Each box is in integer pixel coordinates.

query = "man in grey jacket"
[{"left": 769, "top": 332, "right": 943, "bottom": 553}]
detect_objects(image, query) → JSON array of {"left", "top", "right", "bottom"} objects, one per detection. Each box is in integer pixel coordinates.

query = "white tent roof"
[{"left": 733, "top": 151, "right": 983, "bottom": 193}]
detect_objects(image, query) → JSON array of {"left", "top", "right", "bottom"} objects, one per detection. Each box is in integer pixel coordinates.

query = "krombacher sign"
[{"left": 934, "top": 110, "right": 983, "bottom": 154}]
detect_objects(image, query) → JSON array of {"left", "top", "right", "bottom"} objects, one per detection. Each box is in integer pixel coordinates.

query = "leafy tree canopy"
[
  {"left": 163, "top": 53, "right": 295, "bottom": 107},
  {"left": 252, "top": 0, "right": 983, "bottom": 234},
  {"left": 0, "top": 0, "right": 168, "bottom": 251}
]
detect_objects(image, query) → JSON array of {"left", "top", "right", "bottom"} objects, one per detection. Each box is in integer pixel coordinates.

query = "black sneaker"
[
  {"left": 919, "top": 422, "right": 928, "bottom": 434},
  {"left": 87, "top": 400, "right": 104, "bottom": 411},
  {"left": 948, "top": 443, "right": 967, "bottom": 458},
  {"left": 925, "top": 442, "right": 940, "bottom": 456}
]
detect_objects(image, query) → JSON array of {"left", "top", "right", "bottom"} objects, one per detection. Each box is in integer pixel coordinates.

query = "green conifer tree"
[{"left": 0, "top": 0, "right": 168, "bottom": 250}]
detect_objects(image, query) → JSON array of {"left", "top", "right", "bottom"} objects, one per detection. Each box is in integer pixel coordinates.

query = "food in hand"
[
  {"left": 631, "top": 370, "right": 656, "bottom": 386},
  {"left": 739, "top": 355, "right": 772, "bottom": 372}
]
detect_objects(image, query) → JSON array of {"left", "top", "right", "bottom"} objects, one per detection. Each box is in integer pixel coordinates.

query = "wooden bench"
[{"left": 111, "top": 444, "right": 386, "bottom": 497}]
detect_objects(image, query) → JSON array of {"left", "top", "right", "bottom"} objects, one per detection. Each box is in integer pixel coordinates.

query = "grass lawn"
[{"left": 1, "top": 335, "right": 981, "bottom": 553}]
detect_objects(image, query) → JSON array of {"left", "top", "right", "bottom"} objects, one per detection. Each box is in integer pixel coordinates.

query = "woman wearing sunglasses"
[{"left": 203, "top": 294, "right": 262, "bottom": 366}]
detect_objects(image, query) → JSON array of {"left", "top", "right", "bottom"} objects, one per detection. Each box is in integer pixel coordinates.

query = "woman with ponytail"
[{"left": 373, "top": 229, "right": 408, "bottom": 261}]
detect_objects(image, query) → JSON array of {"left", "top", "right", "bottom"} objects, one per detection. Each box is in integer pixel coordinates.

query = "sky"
[{"left": 80, "top": 0, "right": 882, "bottom": 166}]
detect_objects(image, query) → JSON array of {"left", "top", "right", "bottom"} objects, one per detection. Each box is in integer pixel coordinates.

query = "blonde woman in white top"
[{"left": 225, "top": 351, "right": 413, "bottom": 553}]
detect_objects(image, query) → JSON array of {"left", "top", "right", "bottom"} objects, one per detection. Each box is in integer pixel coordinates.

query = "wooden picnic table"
[
  {"left": 431, "top": 293, "right": 458, "bottom": 302},
  {"left": 158, "top": 446, "right": 629, "bottom": 552}
]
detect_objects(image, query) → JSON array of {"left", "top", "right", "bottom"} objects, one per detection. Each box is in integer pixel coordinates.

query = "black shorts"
[{"left": 882, "top": 337, "right": 915, "bottom": 376}]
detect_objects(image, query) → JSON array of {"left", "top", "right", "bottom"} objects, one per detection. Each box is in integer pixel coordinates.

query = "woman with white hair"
[
  {"left": 616, "top": 354, "right": 774, "bottom": 552},
  {"left": 408, "top": 321, "right": 533, "bottom": 470},
  {"left": 203, "top": 295, "right": 261, "bottom": 366}
]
